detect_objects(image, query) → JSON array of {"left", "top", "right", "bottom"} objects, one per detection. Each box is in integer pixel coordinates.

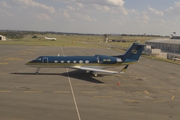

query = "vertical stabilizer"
[{"left": 120, "top": 43, "right": 145, "bottom": 62}]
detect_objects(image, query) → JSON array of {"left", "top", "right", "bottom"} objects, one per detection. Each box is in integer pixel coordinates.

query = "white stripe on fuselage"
[{"left": 25, "top": 61, "right": 120, "bottom": 68}]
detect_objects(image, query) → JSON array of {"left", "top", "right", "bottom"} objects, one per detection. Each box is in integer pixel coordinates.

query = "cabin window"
[
  {"left": 73, "top": 61, "right": 77, "bottom": 63},
  {"left": 36, "top": 57, "right": 41, "bottom": 61},
  {"left": 85, "top": 60, "right": 89, "bottom": 63},
  {"left": 54, "top": 60, "right": 58, "bottom": 63},
  {"left": 79, "top": 60, "right": 83, "bottom": 63},
  {"left": 67, "top": 60, "right": 71, "bottom": 63},
  {"left": 61, "top": 60, "right": 64, "bottom": 63}
]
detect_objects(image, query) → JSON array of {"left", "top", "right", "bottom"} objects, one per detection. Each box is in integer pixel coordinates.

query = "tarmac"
[{"left": 0, "top": 44, "right": 180, "bottom": 120}]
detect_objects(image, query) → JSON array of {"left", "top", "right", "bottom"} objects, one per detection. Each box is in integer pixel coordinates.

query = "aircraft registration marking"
[{"left": 103, "top": 59, "right": 111, "bottom": 62}]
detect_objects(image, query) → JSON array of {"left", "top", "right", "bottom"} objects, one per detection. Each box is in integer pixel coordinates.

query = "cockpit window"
[{"left": 36, "top": 57, "right": 42, "bottom": 61}]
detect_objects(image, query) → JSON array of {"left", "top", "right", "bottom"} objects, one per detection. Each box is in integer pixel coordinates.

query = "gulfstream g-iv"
[{"left": 25, "top": 43, "right": 145, "bottom": 76}]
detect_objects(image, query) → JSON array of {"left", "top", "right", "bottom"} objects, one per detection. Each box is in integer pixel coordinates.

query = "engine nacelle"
[{"left": 95, "top": 55, "right": 122, "bottom": 64}]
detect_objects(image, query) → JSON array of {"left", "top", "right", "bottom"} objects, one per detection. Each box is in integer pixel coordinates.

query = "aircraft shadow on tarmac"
[
  {"left": 61, "top": 70, "right": 104, "bottom": 83},
  {"left": 11, "top": 70, "right": 104, "bottom": 84}
]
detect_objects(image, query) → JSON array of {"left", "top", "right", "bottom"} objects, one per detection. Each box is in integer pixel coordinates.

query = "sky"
[{"left": 1, "top": 0, "right": 180, "bottom": 36}]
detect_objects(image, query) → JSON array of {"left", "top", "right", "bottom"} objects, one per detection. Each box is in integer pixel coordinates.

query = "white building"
[
  {"left": 0, "top": 35, "right": 6, "bottom": 41},
  {"left": 143, "top": 45, "right": 167, "bottom": 59},
  {"left": 145, "top": 38, "right": 180, "bottom": 52},
  {"left": 145, "top": 38, "right": 180, "bottom": 59}
]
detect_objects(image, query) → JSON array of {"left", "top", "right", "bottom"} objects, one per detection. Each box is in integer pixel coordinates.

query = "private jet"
[
  {"left": 25, "top": 43, "right": 145, "bottom": 76},
  {"left": 45, "top": 36, "right": 56, "bottom": 41}
]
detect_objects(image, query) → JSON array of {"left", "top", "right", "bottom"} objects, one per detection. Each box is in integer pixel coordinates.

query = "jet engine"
[{"left": 95, "top": 55, "right": 122, "bottom": 64}]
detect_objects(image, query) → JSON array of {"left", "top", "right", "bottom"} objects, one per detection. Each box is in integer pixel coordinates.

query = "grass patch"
[
  {"left": 2, "top": 34, "right": 178, "bottom": 65},
  {"left": 0, "top": 34, "right": 161, "bottom": 49},
  {"left": 142, "top": 55, "right": 180, "bottom": 65}
]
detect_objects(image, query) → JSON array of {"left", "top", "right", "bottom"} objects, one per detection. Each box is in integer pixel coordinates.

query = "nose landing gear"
[{"left": 35, "top": 68, "right": 41, "bottom": 75}]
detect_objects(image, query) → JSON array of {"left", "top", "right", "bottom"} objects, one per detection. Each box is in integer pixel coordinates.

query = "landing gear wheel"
[
  {"left": 93, "top": 73, "right": 98, "bottom": 77},
  {"left": 35, "top": 68, "right": 41, "bottom": 75},
  {"left": 90, "top": 71, "right": 98, "bottom": 77}
]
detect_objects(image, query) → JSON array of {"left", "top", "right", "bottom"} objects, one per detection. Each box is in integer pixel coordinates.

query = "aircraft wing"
[{"left": 70, "top": 65, "right": 129, "bottom": 74}]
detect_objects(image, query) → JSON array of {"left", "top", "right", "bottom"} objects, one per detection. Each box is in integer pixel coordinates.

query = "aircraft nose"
[
  {"left": 25, "top": 62, "right": 30, "bottom": 65},
  {"left": 25, "top": 61, "right": 32, "bottom": 66}
]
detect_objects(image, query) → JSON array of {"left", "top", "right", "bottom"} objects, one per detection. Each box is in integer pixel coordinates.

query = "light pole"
[{"left": 173, "top": 32, "right": 176, "bottom": 58}]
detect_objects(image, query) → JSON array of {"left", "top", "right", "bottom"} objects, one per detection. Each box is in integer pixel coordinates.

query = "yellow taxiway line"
[
  {"left": 93, "top": 96, "right": 113, "bottom": 98},
  {"left": 53, "top": 91, "right": 70, "bottom": 93},
  {"left": 153, "top": 100, "right": 166, "bottom": 103},
  {"left": 23, "top": 90, "right": 42, "bottom": 93},
  {"left": 0, "top": 91, "right": 12, "bottom": 93},
  {"left": 144, "top": 91, "right": 150, "bottom": 94},
  {"left": 82, "top": 91, "right": 99, "bottom": 94},
  {"left": 164, "top": 92, "right": 175, "bottom": 100},
  {"left": 0, "top": 62, "right": 8, "bottom": 65},
  {"left": 123, "top": 99, "right": 139, "bottom": 103}
]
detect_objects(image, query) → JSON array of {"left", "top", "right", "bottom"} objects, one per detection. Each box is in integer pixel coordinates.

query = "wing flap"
[
  {"left": 71, "top": 66, "right": 118, "bottom": 74},
  {"left": 71, "top": 65, "right": 129, "bottom": 74}
]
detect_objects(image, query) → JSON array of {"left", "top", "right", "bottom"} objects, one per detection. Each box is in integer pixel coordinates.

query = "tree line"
[{"left": 0, "top": 30, "right": 165, "bottom": 39}]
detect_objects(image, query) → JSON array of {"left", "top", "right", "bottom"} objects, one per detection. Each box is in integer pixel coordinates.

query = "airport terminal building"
[
  {"left": 145, "top": 38, "right": 180, "bottom": 59},
  {"left": 145, "top": 38, "right": 180, "bottom": 53}
]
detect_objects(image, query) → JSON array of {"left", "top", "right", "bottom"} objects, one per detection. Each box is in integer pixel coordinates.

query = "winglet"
[{"left": 119, "top": 65, "right": 129, "bottom": 74}]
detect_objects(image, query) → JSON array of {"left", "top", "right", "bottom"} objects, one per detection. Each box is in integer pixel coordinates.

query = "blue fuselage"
[
  {"left": 25, "top": 43, "right": 144, "bottom": 75},
  {"left": 25, "top": 55, "right": 134, "bottom": 68}
]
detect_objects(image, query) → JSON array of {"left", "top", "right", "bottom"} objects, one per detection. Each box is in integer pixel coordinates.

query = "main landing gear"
[
  {"left": 35, "top": 68, "right": 41, "bottom": 75},
  {"left": 90, "top": 71, "right": 98, "bottom": 77},
  {"left": 86, "top": 71, "right": 98, "bottom": 77}
]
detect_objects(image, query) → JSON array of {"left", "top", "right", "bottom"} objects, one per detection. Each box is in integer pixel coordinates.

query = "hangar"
[
  {"left": 0, "top": 35, "right": 6, "bottom": 41},
  {"left": 145, "top": 38, "right": 180, "bottom": 52},
  {"left": 145, "top": 38, "right": 180, "bottom": 59}
]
